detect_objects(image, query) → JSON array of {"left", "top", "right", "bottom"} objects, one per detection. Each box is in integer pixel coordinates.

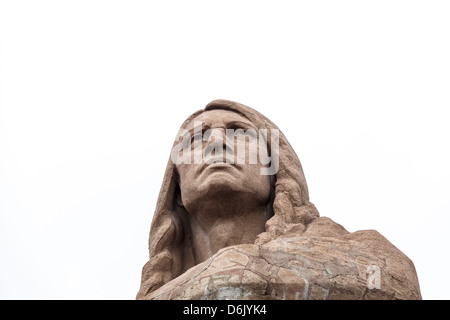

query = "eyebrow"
[
  {"left": 226, "top": 120, "right": 258, "bottom": 131},
  {"left": 187, "top": 122, "right": 210, "bottom": 138},
  {"left": 187, "top": 120, "right": 257, "bottom": 135}
]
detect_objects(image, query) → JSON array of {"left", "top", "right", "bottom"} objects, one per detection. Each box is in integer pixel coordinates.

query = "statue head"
[{"left": 137, "top": 99, "right": 319, "bottom": 298}]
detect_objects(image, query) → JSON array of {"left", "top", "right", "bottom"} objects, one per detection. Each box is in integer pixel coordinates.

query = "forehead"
[{"left": 190, "top": 109, "right": 253, "bottom": 129}]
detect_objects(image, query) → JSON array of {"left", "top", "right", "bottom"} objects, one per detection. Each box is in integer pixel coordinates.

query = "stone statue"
[{"left": 136, "top": 99, "right": 421, "bottom": 300}]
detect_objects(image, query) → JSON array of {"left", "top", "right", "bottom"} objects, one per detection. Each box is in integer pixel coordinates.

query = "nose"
[{"left": 203, "top": 128, "right": 233, "bottom": 163}]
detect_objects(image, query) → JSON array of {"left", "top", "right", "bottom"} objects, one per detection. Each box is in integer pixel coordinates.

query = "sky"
[{"left": 0, "top": 1, "right": 449, "bottom": 300}]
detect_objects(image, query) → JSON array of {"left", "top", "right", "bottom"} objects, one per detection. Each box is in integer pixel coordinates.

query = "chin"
[{"left": 197, "top": 174, "right": 246, "bottom": 195}]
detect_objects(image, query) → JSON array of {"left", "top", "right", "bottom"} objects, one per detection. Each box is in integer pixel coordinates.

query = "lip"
[{"left": 198, "top": 156, "right": 241, "bottom": 175}]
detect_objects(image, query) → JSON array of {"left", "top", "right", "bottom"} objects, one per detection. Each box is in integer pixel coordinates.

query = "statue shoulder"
[{"left": 303, "top": 216, "right": 349, "bottom": 237}]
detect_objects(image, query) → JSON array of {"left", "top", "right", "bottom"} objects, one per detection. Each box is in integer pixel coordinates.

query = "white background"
[{"left": 1, "top": 1, "right": 449, "bottom": 299}]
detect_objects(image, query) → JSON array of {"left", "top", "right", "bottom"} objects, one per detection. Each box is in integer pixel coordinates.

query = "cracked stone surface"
[{"left": 143, "top": 217, "right": 421, "bottom": 300}]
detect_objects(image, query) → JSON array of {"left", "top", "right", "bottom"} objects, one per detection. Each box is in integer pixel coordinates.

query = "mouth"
[{"left": 198, "top": 156, "right": 241, "bottom": 175}]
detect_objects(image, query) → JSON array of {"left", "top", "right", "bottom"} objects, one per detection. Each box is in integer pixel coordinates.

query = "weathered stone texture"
[
  {"left": 144, "top": 218, "right": 421, "bottom": 300},
  {"left": 137, "top": 100, "right": 421, "bottom": 300}
]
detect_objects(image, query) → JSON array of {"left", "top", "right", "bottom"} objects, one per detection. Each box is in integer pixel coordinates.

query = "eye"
[
  {"left": 233, "top": 128, "right": 257, "bottom": 139},
  {"left": 228, "top": 124, "right": 244, "bottom": 131},
  {"left": 191, "top": 130, "right": 205, "bottom": 143},
  {"left": 202, "top": 129, "right": 212, "bottom": 140}
]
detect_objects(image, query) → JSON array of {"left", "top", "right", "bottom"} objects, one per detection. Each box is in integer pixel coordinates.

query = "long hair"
[{"left": 136, "top": 99, "right": 319, "bottom": 299}]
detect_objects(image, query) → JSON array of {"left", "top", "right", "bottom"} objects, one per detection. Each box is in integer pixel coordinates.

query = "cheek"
[
  {"left": 243, "top": 165, "right": 271, "bottom": 195},
  {"left": 257, "top": 174, "right": 272, "bottom": 195},
  {"left": 176, "top": 164, "right": 200, "bottom": 196},
  {"left": 176, "top": 164, "right": 192, "bottom": 183},
  {"left": 176, "top": 166, "right": 188, "bottom": 195}
]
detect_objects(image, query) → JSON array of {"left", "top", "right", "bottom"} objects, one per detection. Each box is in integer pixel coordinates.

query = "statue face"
[{"left": 175, "top": 109, "right": 272, "bottom": 215}]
